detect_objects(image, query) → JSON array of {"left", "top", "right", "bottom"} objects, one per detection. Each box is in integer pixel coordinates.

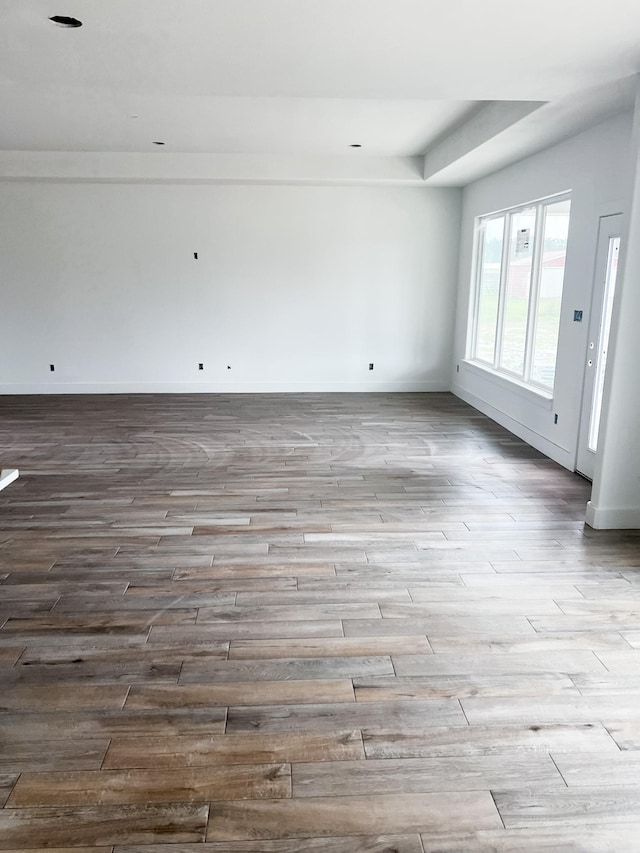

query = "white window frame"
[{"left": 468, "top": 191, "right": 571, "bottom": 394}]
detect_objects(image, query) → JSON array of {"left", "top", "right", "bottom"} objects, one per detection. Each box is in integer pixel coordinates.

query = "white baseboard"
[
  {"left": 586, "top": 501, "right": 640, "bottom": 529},
  {"left": 0, "top": 469, "right": 19, "bottom": 492},
  {"left": 452, "top": 383, "right": 575, "bottom": 470},
  {"left": 0, "top": 380, "right": 449, "bottom": 394}
]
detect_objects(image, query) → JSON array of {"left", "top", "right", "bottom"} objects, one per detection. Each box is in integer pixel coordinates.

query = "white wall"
[
  {"left": 0, "top": 182, "right": 461, "bottom": 393},
  {"left": 451, "top": 111, "right": 634, "bottom": 469}
]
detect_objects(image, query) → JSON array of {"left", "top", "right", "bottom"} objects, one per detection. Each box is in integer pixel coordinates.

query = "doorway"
[{"left": 576, "top": 213, "right": 623, "bottom": 479}]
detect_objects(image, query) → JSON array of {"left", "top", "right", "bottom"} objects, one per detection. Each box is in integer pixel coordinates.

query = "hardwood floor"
[{"left": 0, "top": 392, "right": 640, "bottom": 851}]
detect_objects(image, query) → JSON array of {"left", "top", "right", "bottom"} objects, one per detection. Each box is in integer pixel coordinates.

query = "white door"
[{"left": 576, "top": 213, "right": 623, "bottom": 479}]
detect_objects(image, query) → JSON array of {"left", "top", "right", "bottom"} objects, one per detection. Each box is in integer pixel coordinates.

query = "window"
[
  {"left": 588, "top": 236, "right": 620, "bottom": 452},
  {"left": 470, "top": 194, "right": 571, "bottom": 392}
]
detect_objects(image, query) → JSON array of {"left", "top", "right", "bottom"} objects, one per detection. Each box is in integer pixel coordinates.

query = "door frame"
[{"left": 576, "top": 212, "right": 624, "bottom": 479}]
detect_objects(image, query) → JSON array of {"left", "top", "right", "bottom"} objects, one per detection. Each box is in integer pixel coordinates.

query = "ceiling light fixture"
[{"left": 49, "top": 15, "right": 83, "bottom": 28}]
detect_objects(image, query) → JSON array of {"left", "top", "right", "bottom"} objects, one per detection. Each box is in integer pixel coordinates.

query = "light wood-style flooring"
[{"left": 1, "top": 392, "right": 640, "bottom": 851}]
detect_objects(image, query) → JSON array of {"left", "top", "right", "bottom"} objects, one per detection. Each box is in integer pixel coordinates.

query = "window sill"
[{"left": 461, "top": 360, "right": 554, "bottom": 409}]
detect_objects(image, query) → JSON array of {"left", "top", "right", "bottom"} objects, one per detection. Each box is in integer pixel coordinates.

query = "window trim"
[
  {"left": 461, "top": 358, "right": 554, "bottom": 407},
  {"left": 468, "top": 191, "right": 571, "bottom": 394}
]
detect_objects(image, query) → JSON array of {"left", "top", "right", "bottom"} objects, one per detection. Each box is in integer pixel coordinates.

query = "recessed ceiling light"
[
  {"left": 49, "top": 15, "right": 83, "bottom": 28},
  {"left": 152, "top": 141, "right": 166, "bottom": 146}
]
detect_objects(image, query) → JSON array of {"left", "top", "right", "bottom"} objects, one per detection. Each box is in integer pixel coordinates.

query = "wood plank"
[
  {"left": 0, "top": 646, "right": 23, "bottom": 665},
  {"left": 148, "top": 621, "right": 345, "bottom": 642},
  {"left": 408, "top": 584, "right": 582, "bottom": 600},
  {"left": 0, "top": 773, "right": 18, "bottom": 807},
  {"left": 0, "top": 739, "right": 109, "bottom": 771},
  {"left": 104, "top": 730, "right": 364, "bottom": 769},
  {"left": 462, "top": 696, "right": 640, "bottom": 724},
  {"left": 558, "top": 600, "right": 640, "bottom": 616},
  {"left": 0, "top": 848, "right": 110, "bottom": 853},
  {"left": 417, "top": 824, "right": 640, "bottom": 851},
  {"left": 1, "top": 661, "right": 181, "bottom": 684},
  {"left": 1, "top": 612, "right": 195, "bottom": 632},
  {"left": 174, "top": 562, "right": 337, "bottom": 579},
  {"left": 18, "top": 643, "right": 229, "bottom": 665},
  {"left": 606, "top": 722, "right": 640, "bottom": 751},
  {"left": 0, "top": 709, "right": 227, "bottom": 740},
  {"left": 111, "top": 837, "right": 425, "bottom": 853},
  {"left": 393, "top": 651, "right": 605, "bottom": 676},
  {"left": 226, "top": 700, "right": 466, "bottom": 733},
  {"left": 344, "top": 617, "right": 537, "bottom": 637},
  {"left": 197, "top": 604, "right": 381, "bottom": 622},
  {"left": 0, "top": 804, "right": 208, "bottom": 847},
  {"left": 354, "top": 673, "right": 577, "bottom": 701},
  {"left": 233, "top": 587, "right": 415, "bottom": 602},
  {"left": 592, "top": 650, "right": 640, "bottom": 673},
  {"left": 363, "top": 723, "right": 619, "bottom": 758},
  {"left": 299, "top": 576, "right": 465, "bottom": 589},
  {"left": 428, "top": 632, "right": 631, "bottom": 654},
  {"left": 229, "top": 636, "right": 431, "bottom": 660},
  {"left": 205, "top": 793, "right": 503, "bottom": 840},
  {"left": 621, "top": 631, "right": 640, "bottom": 649},
  {"left": 571, "top": 673, "right": 640, "bottom": 695},
  {"left": 53, "top": 593, "right": 235, "bottom": 611},
  {"left": 337, "top": 563, "right": 496, "bottom": 577},
  {"left": 180, "top": 656, "right": 394, "bottom": 683},
  {"left": 494, "top": 787, "right": 640, "bottom": 828},
  {"left": 532, "top": 614, "right": 640, "bottom": 632},
  {"left": 292, "top": 754, "right": 563, "bottom": 797},
  {"left": 0, "top": 582, "right": 128, "bottom": 599},
  {"left": 126, "top": 577, "right": 297, "bottom": 593},
  {"left": 0, "top": 684, "right": 128, "bottom": 710},
  {"left": 126, "top": 680, "right": 355, "bottom": 709},
  {"left": 461, "top": 571, "right": 625, "bottom": 587},
  {"left": 554, "top": 752, "right": 640, "bottom": 787},
  {"left": 8, "top": 765, "right": 291, "bottom": 806},
  {"left": 381, "top": 600, "right": 562, "bottom": 616}
]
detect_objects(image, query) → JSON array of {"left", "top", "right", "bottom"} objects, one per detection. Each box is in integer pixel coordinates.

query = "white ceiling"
[
  {"left": 0, "top": 85, "right": 475, "bottom": 156},
  {"left": 1, "top": 1, "right": 640, "bottom": 180}
]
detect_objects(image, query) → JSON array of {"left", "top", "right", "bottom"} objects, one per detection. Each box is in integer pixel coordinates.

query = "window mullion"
[
  {"left": 494, "top": 213, "right": 510, "bottom": 369},
  {"left": 470, "top": 221, "right": 485, "bottom": 360},
  {"left": 523, "top": 204, "right": 545, "bottom": 382}
]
